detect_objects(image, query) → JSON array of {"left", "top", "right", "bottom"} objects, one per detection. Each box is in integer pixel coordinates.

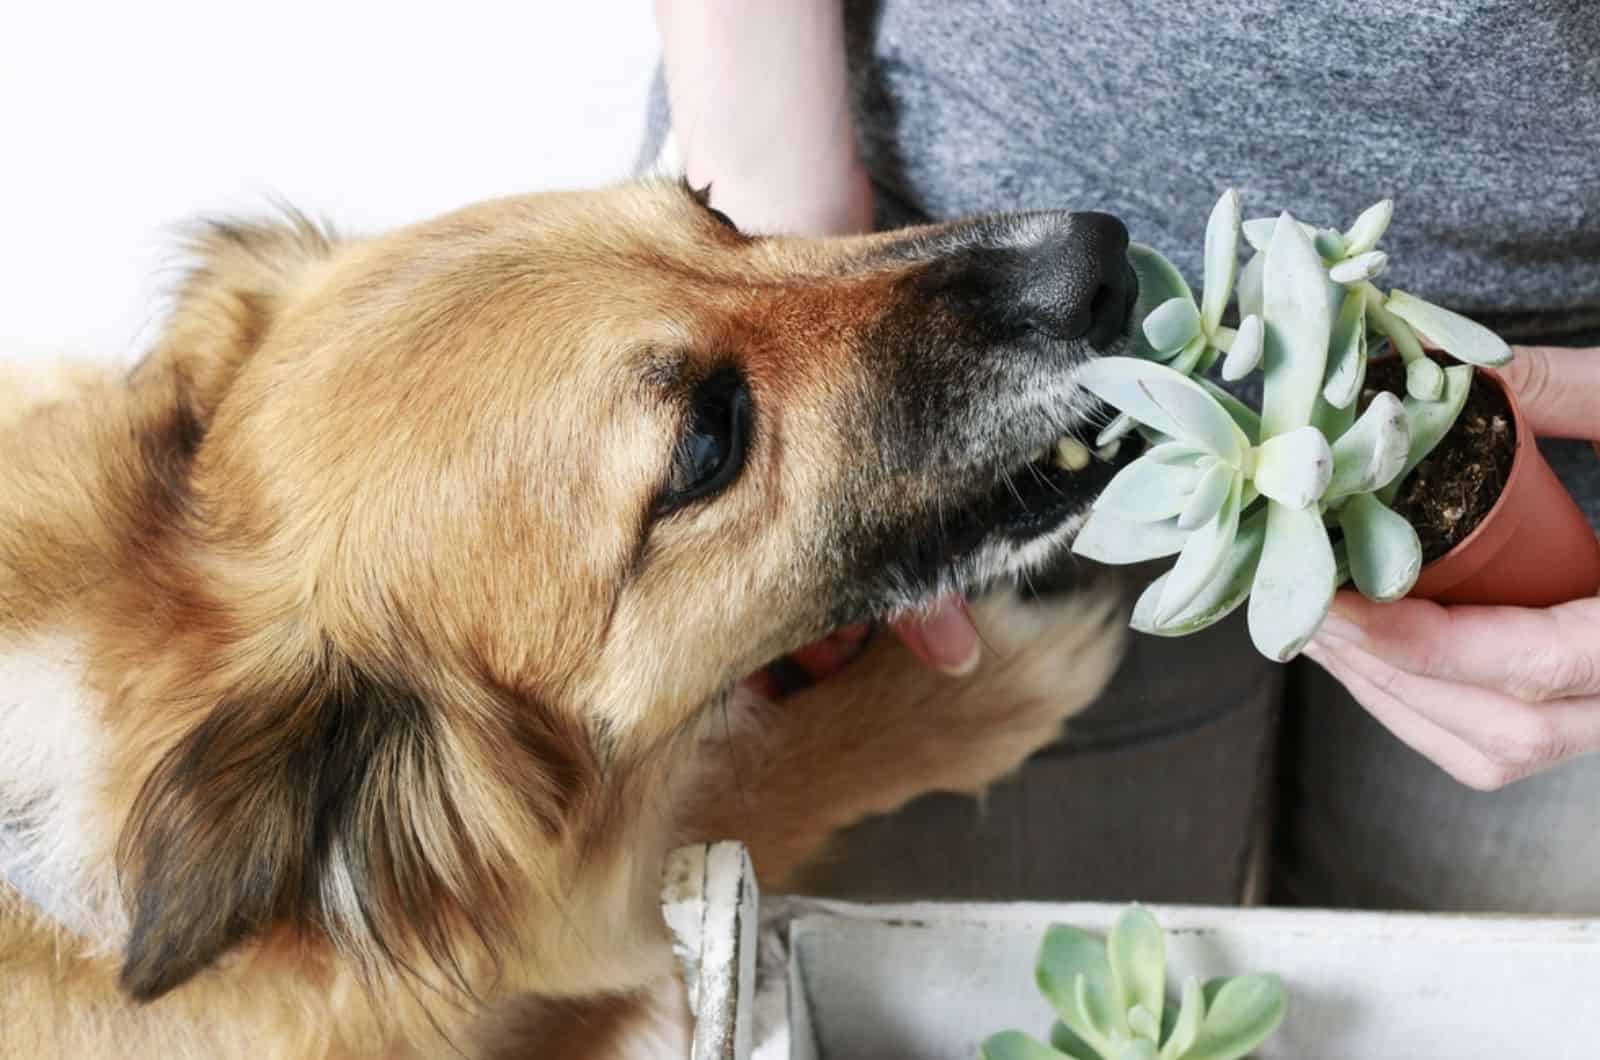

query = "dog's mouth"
[
  {"left": 871, "top": 420, "right": 1138, "bottom": 608},
  {"left": 984, "top": 434, "right": 1130, "bottom": 542},
  {"left": 740, "top": 423, "right": 1135, "bottom": 699}
]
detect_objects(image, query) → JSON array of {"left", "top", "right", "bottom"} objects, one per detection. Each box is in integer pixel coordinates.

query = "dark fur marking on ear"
[{"left": 117, "top": 664, "right": 515, "bottom": 1003}]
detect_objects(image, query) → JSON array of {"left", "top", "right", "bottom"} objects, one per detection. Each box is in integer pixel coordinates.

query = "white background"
[{"left": 0, "top": 1, "right": 659, "bottom": 364}]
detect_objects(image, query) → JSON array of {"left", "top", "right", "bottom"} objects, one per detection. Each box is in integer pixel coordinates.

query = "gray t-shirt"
[
  {"left": 844, "top": 0, "right": 1599, "bottom": 333},
  {"left": 643, "top": 0, "right": 1600, "bottom": 517}
]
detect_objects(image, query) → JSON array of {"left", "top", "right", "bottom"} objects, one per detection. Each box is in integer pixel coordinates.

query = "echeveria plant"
[
  {"left": 1073, "top": 190, "right": 1512, "bottom": 661},
  {"left": 981, "top": 906, "right": 1288, "bottom": 1060}
]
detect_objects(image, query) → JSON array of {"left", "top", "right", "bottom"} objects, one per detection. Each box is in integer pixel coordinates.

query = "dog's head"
[{"left": 100, "top": 181, "right": 1134, "bottom": 1003}]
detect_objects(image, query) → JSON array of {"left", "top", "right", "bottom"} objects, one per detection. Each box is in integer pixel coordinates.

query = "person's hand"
[{"left": 1303, "top": 344, "right": 1600, "bottom": 789}]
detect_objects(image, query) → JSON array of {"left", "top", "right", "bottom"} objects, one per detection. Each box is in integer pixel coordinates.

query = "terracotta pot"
[{"left": 1408, "top": 366, "right": 1600, "bottom": 607}]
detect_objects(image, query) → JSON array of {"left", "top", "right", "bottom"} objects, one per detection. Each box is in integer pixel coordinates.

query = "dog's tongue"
[
  {"left": 739, "top": 596, "right": 980, "bottom": 700},
  {"left": 891, "top": 595, "right": 981, "bottom": 677}
]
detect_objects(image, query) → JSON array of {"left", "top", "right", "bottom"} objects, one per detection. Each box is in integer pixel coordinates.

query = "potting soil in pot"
[{"left": 1364, "top": 357, "right": 1515, "bottom": 564}]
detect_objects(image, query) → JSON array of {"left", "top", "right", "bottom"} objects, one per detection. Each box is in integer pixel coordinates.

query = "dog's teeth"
[
  {"left": 1096, "top": 439, "right": 1123, "bottom": 462},
  {"left": 1054, "top": 437, "right": 1092, "bottom": 472}
]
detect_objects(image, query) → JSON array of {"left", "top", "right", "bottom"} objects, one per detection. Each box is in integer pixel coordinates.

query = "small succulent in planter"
[
  {"left": 980, "top": 905, "right": 1288, "bottom": 1060},
  {"left": 1072, "top": 189, "right": 1514, "bottom": 661}
]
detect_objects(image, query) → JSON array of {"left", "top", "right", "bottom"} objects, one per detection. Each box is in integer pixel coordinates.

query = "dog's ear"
[
  {"left": 116, "top": 662, "right": 518, "bottom": 1003},
  {"left": 150, "top": 211, "right": 337, "bottom": 425}
]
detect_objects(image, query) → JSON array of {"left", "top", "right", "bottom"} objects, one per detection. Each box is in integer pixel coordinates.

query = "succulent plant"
[
  {"left": 1072, "top": 190, "right": 1512, "bottom": 661},
  {"left": 980, "top": 906, "right": 1288, "bottom": 1060},
  {"left": 1100, "top": 191, "right": 1252, "bottom": 446}
]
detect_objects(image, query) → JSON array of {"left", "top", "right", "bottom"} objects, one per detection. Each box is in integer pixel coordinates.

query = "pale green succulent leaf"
[
  {"left": 1343, "top": 198, "right": 1394, "bottom": 256},
  {"left": 1201, "top": 189, "right": 1242, "bottom": 335},
  {"left": 1326, "top": 391, "right": 1410, "bottom": 499},
  {"left": 1155, "top": 478, "right": 1243, "bottom": 622},
  {"left": 1311, "top": 391, "right": 1358, "bottom": 443},
  {"left": 1333, "top": 536, "right": 1352, "bottom": 587},
  {"left": 1252, "top": 425, "right": 1333, "bottom": 510},
  {"left": 1247, "top": 501, "right": 1337, "bottom": 661},
  {"left": 1109, "top": 906, "right": 1166, "bottom": 1038},
  {"left": 1073, "top": 509, "right": 1192, "bottom": 565},
  {"left": 1075, "top": 358, "right": 1246, "bottom": 461},
  {"left": 1168, "top": 333, "right": 1211, "bottom": 377},
  {"left": 1197, "top": 379, "right": 1262, "bottom": 445},
  {"left": 1220, "top": 314, "right": 1264, "bottom": 382},
  {"left": 981, "top": 1031, "right": 1076, "bottom": 1060},
  {"left": 1158, "top": 978, "right": 1207, "bottom": 1060},
  {"left": 1405, "top": 357, "right": 1445, "bottom": 401},
  {"left": 1242, "top": 215, "right": 1318, "bottom": 253},
  {"left": 1143, "top": 297, "right": 1204, "bottom": 356},
  {"left": 1340, "top": 492, "right": 1423, "bottom": 602},
  {"left": 1078, "top": 973, "right": 1127, "bottom": 1046},
  {"left": 1133, "top": 509, "right": 1266, "bottom": 637},
  {"left": 1378, "top": 363, "right": 1474, "bottom": 505},
  {"left": 1037, "top": 926, "right": 1121, "bottom": 1054},
  {"left": 1234, "top": 251, "right": 1264, "bottom": 321},
  {"left": 1096, "top": 413, "right": 1139, "bottom": 448},
  {"left": 1128, "top": 1005, "right": 1160, "bottom": 1042},
  {"left": 1114, "top": 1041, "right": 1159, "bottom": 1060},
  {"left": 1313, "top": 227, "right": 1348, "bottom": 261},
  {"left": 1322, "top": 291, "right": 1368, "bottom": 408},
  {"left": 1386, "top": 290, "right": 1514, "bottom": 367},
  {"left": 1362, "top": 284, "right": 1427, "bottom": 362},
  {"left": 1050, "top": 1021, "right": 1100, "bottom": 1060},
  {"left": 1128, "top": 242, "right": 1197, "bottom": 361},
  {"left": 1144, "top": 441, "right": 1214, "bottom": 465},
  {"left": 1183, "top": 974, "right": 1289, "bottom": 1060},
  {"left": 1094, "top": 451, "right": 1207, "bottom": 523},
  {"left": 1178, "top": 460, "right": 1237, "bottom": 530},
  {"left": 1261, "top": 213, "right": 1334, "bottom": 438},
  {"left": 1329, "top": 249, "right": 1389, "bottom": 284}
]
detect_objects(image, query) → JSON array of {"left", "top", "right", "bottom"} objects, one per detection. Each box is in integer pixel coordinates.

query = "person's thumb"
[
  {"left": 1500, "top": 345, "right": 1600, "bottom": 441},
  {"left": 891, "top": 595, "right": 981, "bottom": 677}
]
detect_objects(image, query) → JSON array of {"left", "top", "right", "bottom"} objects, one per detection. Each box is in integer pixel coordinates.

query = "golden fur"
[{"left": 0, "top": 181, "right": 1125, "bottom": 1057}]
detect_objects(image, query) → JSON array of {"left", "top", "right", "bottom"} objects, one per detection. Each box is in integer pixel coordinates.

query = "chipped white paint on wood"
[{"left": 662, "top": 842, "right": 758, "bottom": 1060}]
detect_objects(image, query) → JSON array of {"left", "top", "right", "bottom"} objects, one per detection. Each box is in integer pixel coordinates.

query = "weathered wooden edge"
[{"left": 663, "top": 841, "right": 759, "bottom": 1060}]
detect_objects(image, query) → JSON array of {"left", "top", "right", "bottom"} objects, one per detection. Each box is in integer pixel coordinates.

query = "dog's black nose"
[
  {"left": 913, "top": 211, "right": 1137, "bottom": 354},
  {"left": 1015, "top": 211, "right": 1135, "bottom": 351}
]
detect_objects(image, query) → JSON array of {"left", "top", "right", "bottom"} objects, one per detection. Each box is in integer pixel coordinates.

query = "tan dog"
[{"left": 0, "top": 180, "right": 1135, "bottom": 1057}]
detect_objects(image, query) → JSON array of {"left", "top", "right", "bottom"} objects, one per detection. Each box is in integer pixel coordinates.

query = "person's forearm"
[{"left": 655, "top": 0, "right": 871, "bottom": 235}]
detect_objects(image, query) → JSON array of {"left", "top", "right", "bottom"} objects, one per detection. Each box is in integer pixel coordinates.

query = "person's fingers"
[
  {"left": 1304, "top": 636, "right": 1600, "bottom": 789},
  {"left": 1318, "top": 593, "right": 1600, "bottom": 701},
  {"left": 1300, "top": 639, "right": 1511, "bottom": 789},
  {"left": 891, "top": 595, "right": 981, "bottom": 676},
  {"left": 1499, "top": 344, "right": 1600, "bottom": 441}
]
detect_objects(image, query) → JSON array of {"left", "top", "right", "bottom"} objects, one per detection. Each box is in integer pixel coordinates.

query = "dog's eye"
[{"left": 658, "top": 368, "right": 751, "bottom": 515}]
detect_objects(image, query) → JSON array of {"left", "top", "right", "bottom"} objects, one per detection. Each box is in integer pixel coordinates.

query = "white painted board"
[
  {"left": 663, "top": 843, "right": 760, "bottom": 1060},
  {"left": 773, "top": 899, "right": 1600, "bottom": 1060}
]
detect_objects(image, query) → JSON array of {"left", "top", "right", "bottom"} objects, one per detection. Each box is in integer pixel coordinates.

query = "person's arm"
[
  {"left": 1305, "top": 345, "right": 1600, "bottom": 789},
  {"left": 655, "top": 0, "right": 872, "bottom": 236}
]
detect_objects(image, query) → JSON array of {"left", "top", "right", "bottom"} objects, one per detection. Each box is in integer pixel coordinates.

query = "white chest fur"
[{"left": 0, "top": 631, "right": 126, "bottom": 944}]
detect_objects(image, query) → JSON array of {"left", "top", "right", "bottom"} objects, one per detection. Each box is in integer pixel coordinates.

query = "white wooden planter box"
[{"left": 665, "top": 843, "right": 1600, "bottom": 1060}]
